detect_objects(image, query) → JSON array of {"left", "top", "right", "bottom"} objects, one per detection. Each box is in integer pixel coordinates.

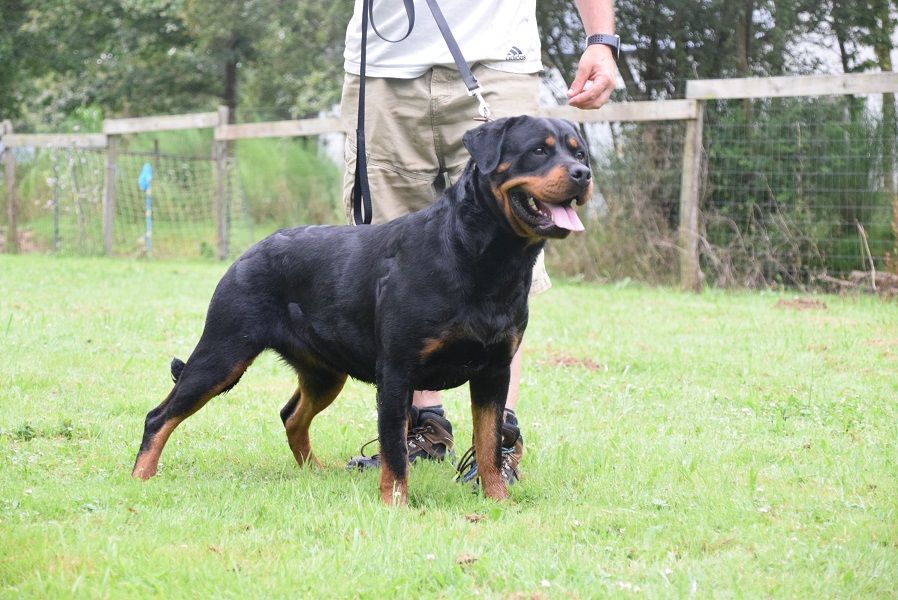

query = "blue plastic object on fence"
[{"left": 138, "top": 163, "right": 153, "bottom": 256}]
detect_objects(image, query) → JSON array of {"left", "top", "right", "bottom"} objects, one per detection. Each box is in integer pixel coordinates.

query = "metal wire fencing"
[
  {"left": 701, "top": 95, "right": 895, "bottom": 288},
  {"left": 0, "top": 146, "right": 225, "bottom": 258},
  {"left": 549, "top": 91, "right": 896, "bottom": 288},
  {"left": 1, "top": 146, "right": 106, "bottom": 255}
]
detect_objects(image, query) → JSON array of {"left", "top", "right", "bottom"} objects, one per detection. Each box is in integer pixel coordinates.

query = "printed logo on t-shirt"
[{"left": 505, "top": 46, "right": 527, "bottom": 61}]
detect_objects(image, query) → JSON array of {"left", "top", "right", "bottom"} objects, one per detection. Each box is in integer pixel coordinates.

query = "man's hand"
[{"left": 567, "top": 43, "right": 617, "bottom": 110}]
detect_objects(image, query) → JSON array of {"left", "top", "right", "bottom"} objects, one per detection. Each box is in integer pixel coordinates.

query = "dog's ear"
[{"left": 463, "top": 117, "right": 514, "bottom": 174}]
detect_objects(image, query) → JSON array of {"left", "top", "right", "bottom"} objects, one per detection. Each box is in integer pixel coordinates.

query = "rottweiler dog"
[{"left": 132, "top": 115, "right": 592, "bottom": 505}]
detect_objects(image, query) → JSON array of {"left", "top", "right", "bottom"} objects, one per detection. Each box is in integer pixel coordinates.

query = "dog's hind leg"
[
  {"left": 279, "top": 359, "right": 347, "bottom": 468},
  {"left": 469, "top": 368, "right": 511, "bottom": 500},
  {"left": 132, "top": 344, "right": 260, "bottom": 479}
]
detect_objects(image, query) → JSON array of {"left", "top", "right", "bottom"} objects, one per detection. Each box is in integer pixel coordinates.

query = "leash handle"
[
  {"left": 351, "top": 0, "right": 376, "bottom": 225},
  {"left": 369, "top": 0, "right": 415, "bottom": 43},
  {"left": 352, "top": 0, "right": 416, "bottom": 225}
]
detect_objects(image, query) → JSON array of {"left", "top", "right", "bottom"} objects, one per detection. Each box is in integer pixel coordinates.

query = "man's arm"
[{"left": 567, "top": 0, "right": 617, "bottom": 110}]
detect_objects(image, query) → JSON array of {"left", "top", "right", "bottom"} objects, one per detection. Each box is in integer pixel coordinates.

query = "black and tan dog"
[{"left": 132, "top": 116, "right": 592, "bottom": 505}]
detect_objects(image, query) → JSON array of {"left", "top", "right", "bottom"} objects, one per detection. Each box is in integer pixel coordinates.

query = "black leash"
[{"left": 351, "top": 0, "right": 492, "bottom": 225}]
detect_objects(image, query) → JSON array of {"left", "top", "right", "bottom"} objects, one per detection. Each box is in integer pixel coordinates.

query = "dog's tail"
[{"left": 170, "top": 357, "right": 186, "bottom": 383}]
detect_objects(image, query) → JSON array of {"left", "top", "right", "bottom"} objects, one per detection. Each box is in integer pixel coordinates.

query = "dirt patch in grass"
[
  {"left": 775, "top": 297, "right": 828, "bottom": 311},
  {"left": 539, "top": 353, "right": 604, "bottom": 371},
  {"left": 866, "top": 338, "right": 898, "bottom": 347}
]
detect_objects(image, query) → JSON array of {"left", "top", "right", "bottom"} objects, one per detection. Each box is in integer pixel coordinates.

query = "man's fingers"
[
  {"left": 567, "top": 65, "right": 591, "bottom": 97},
  {"left": 567, "top": 44, "right": 618, "bottom": 108},
  {"left": 568, "top": 73, "right": 615, "bottom": 109}
]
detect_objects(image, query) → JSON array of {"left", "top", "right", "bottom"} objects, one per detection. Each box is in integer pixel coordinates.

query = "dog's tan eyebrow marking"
[
  {"left": 567, "top": 136, "right": 579, "bottom": 149},
  {"left": 496, "top": 162, "right": 511, "bottom": 173},
  {"left": 545, "top": 136, "right": 556, "bottom": 146}
]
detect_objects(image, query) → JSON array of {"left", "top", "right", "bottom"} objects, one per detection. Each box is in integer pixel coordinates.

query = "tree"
[
  {"left": 14, "top": 0, "right": 216, "bottom": 126},
  {"left": 0, "top": 2, "right": 41, "bottom": 120},
  {"left": 241, "top": 2, "right": 352, "bottom": 121},
  {"left": 179, "top": 0, "right": 277, "bottom": 123}
]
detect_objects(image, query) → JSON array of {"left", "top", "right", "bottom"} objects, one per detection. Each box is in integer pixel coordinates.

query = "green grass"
[{"left": 1, "top": 255, "right": 896, "bottom": 598}]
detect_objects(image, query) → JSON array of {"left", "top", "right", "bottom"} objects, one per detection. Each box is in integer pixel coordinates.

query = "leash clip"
[{"left": 469, "top": 87, "right": 492, "bottom": 122}]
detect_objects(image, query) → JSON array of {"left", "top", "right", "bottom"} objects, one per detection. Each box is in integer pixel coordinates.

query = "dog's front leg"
[
  {"left": 469, "top": 367, "right": 511, "bottom": 500},
  {"left": 376, "top": 365, "right": 413, "bottom": 506}
]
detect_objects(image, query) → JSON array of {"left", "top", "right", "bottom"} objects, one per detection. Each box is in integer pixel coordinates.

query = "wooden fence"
[{"left": 3, "top": 72, "right": 898, "bottom": 290}]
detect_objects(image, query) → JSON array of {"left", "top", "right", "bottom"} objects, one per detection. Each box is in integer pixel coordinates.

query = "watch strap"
[{"left": 587, "top": 33, "right": 620, "bottom": 59}]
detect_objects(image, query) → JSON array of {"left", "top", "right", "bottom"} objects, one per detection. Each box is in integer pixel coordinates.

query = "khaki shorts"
[{"left": 340, "top": 64, "right": 551, "bottom": 295}]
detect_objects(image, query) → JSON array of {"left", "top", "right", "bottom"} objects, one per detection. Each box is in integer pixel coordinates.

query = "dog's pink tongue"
[{"left": 544, "top": 202, "right": 585, "bottom": 232}]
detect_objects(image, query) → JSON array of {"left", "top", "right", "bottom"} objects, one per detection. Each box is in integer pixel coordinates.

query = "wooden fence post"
[
  {"left": 213, "top": 105, "right": 230, "bottom": 260},
  {"left": 2, "top": 120, "right": 18, "bottom": 254},
  {"left": 678, "top": 101, "right": 705, "bottom": 292},
  {"left": 102, "top": 131, "right": 118, "bottom": 255}
]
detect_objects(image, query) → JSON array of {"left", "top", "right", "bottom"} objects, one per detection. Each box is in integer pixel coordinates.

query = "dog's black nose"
[{"left": 569, "top": 164, "right": 592, "bottom": 183}]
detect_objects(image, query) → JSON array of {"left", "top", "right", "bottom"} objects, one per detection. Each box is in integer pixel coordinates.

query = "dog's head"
[{"left": 463, "top": 116, "right": 592, "bottom": 240}]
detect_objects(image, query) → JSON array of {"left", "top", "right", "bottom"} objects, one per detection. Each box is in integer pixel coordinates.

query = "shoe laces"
[
  {"left": 499, "top": 445, "right": 520, "bottom": 481},
  {"left": 454, "top": 445, "right": 518, "bottom": 484},
  {"left": 454, "top": 445, "right": 478, "bottom": 482},
  {"left": 356, "top": 424, "right": 434, "bottom": 459}
]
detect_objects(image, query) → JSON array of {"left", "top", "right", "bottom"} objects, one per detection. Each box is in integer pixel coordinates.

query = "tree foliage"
[
  {"left": 3, "top": 1, "right": 894, "bottom": 126},
  {"left": 4, "top": 0, "right": 351, "bottom": 127}
]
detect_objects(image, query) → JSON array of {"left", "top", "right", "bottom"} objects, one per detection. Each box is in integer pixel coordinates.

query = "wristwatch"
[{"left": 587, "top": 33, "right": 621, "bottom": 60}]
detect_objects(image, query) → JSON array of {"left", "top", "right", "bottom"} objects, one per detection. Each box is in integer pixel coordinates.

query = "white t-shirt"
[{"left": 343, "top": 0, "right": 543, "bottom": 78}]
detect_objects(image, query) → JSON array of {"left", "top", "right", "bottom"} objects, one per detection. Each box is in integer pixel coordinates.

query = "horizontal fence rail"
[
  {"left": 4, "top": 133, "right": 108, "bottom": 149},
  {"left": 215, "top": 117, "right": 343, "bottom": 141},
  {"left": 541, "top": 99, "right": 701, "bottom": 122},
  {"left": 687, "top": 71, "right": 898, "bottom": 100},
  {"left": 103, "top": 112, "right": 220, "bottom": 135}
]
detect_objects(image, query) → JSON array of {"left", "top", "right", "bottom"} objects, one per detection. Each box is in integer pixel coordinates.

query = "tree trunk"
[
  {"left": 735, "top": 0, "right": 755, "bottom": 121},
  {"left": 224, "top": 36, "right": 238, "bottom": 124}
]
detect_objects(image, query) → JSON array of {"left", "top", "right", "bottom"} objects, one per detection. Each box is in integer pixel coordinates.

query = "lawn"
[{"left": 1, "top": 254, "right": 896, "bottom": 598}]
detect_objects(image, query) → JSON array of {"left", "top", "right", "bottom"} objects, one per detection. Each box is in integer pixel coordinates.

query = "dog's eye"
[
  {"left": 532, "top": 146, "right": 547, "bottom": 155},
  {"left": 574, "top": 150, "right": 586, "bottom": 160}
]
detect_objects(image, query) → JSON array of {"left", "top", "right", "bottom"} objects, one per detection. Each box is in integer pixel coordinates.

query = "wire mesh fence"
[
  {"left": 550, "top": 92, "right": 896, "bottom": 288},
  {"left": 702, "top": 95, "right": 895, "bottom": 288},
  {"left": 0, "top": 140, "right": 343, "bottom": 259},
  {"left": 0, "top": 146, "right": 229, "bottom": 258},
  {"left": 111, "top": 151, "right": 222, "bottom": 259},
  {"left": 0, "top": 146, "right": 106, "bottom": 254}
]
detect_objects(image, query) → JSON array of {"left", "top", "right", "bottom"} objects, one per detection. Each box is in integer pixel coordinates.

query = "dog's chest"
[{"left": 414, "top": 325, "right": 520, "bottom": 390}]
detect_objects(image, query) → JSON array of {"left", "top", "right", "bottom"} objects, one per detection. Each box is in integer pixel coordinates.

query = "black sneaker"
[
  {"left": 456, "top": 409, "right": 523, "bottom": 486},
  {"left": 346, "top": 406, "right": 454, "bottom": 470}
]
